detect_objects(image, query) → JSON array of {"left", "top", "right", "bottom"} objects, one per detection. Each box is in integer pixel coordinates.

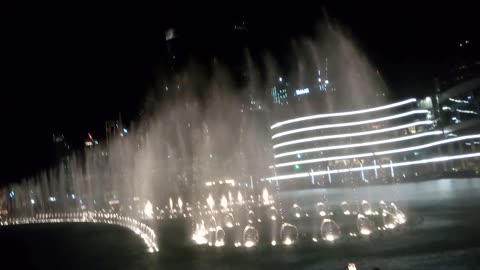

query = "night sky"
[{"left": 0, "top": 2, "right": 478, "bottom": 182}]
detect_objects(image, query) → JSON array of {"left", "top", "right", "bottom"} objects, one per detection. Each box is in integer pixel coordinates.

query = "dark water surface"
[{"left": 2, "top": 178, "right": 480, "bottom": 269}]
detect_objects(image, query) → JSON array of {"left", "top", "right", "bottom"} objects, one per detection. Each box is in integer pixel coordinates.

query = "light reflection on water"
[{"left": 279, "top": 178, "right": 480, "bottom": 206}]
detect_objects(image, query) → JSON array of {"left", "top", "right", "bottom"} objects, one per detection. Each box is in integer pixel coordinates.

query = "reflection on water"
[{"left": 279, "top": 178, "right": 480, "bottom": 206}]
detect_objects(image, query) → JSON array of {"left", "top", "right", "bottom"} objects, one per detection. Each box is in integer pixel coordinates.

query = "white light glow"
[
  {"left": 220, "top": 195, "right": 228, "bottom": 209},
  {"left": 271, "top": 240, "right": 277, "bottom": 246},
  {"left": 267, "top": 152, "right": 480, "bottom": 181},
  {"left": 273, "top": 121, "right": 434, "bottom": 149},
  {"left": 283, "top": 237, "right": 293, "bottom": 245},
  {"left": 244, "top": 241, "right": 256, "bottom": 248},
  {"left": 273, "top": 134, "right": 480, "bottom": 168},
  {"left": 449, "top": 97, "right": 469, "bottom": 104},
  {"left": 272, "top": 110, "right": 429, "bottom": 139},
  {"left": 271, "top": 98, "right": 417, "bottom": 129},
  {"left": 325, "top": 234, "right": 335, "bottom": 242},
  {"left": 274, "top": 131, "right": 442, "bottom": 158},
  {"left": 207, "top": 194, "right": 215, "bottom": 210}
]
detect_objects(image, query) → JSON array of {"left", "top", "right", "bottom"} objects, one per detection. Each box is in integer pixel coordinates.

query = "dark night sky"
[{"left": 0, "top": 2, "right": 478, "bottom": 182}]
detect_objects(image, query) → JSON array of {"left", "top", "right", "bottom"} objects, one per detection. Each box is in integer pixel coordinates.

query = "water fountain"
[{"left": 0, "top": 24, "right": 417, "bottom": 252}]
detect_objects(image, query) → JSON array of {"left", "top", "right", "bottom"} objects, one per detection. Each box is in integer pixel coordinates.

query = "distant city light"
[
  {"left": 295, "top": 88, "right": 310, "bottom": 95},
  {"left": 123, "top": 128, "right": 128, "bottom": 134},
  {"left": 325, "top": 80, "right": 329, "bottom": 84},
  {"left": 318, "top": 78, "right": 322, "bottom": 82},
  {"left": 278, "top": 77, "right": 283, "bottom": 82}
]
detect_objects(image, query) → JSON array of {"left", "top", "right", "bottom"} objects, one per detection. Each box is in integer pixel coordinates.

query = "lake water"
[{"left": 2, "top": 178, "right": 480, "bottom": 269}]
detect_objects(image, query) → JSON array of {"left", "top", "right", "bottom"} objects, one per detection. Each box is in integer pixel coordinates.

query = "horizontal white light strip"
[
  {"left": 273, "top": 120, "right": 434, "bottom": 149},
  {"left": 274, "top": 134, "right": 480, "bottom": 168},
  {"left": 271, "top": 98, "right": 417, "bottom": 129},
  {"left": 272, "top": 110, "right": 429, "bottom": 139},
  {"left": 274, "top": 131, "right": 443, "bottom": 159},
  {"left": 267, "top": 152, "right": 480, "bottom": 181}
]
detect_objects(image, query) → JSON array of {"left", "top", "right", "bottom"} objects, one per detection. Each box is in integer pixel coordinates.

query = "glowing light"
[
  {"left": 348, "top": 263, "right": 357, "bottom": 270},
  {"left": 274, "top": 131, "right": 442, "bottom": 158},
  {"left": 283, "top": 237, "right": 293, "bottom": 245},
  {"left": 144, "top": 201, "right": 154, "bottom": 219},
  {"left": 271, "top": 240, "right": 277, "bottom": 246},
  {"left": 273, "top": 121, "right": 434, "bottom": 149},
  {"left": 237, "top": 191, "right": 243, "bottom": 205},
  {"left": 123, "top": 128, "right": 128, "bottom": 134},
  {"left": 312, "top": 237, "right": 318, "bottom": 242},
  {"left": 220, "top": 195, "right": 228, "bottom": 209},
  {"left": 273, "top": 134, "right": 480, "bottom": 168},
  {"left": 271, "top": 98, "right": 417, "bottom": 129},
  {"left": 457, "top": 109, "right": 478, "bottom": 115},
  {"left": 272, "top": 110, "right": 429, "bottom": 139},
  {"left": 225, "top": 179, "right": 235, "bottom": 185},
  {"left": 48, "top": 197, "right": 56, "bottom": 202},
  {"left": 262, "top": 188, "right": 271, "bottom": 205},
  {"left": 244, "top": 241, "right": 255, "bottom": 248},
  {"left": 207, "top": 194, "right": 214, "bottom": 210},
  {"left": 275, "top": 152, "right": 374, "bottom": 168},
  {"left": 325, "top": 234, "right": 335, "bottom": 242},
  {"left": 268, "top": 152, "right": 480, "bottom": 181},
  {"left": 295, "top": 88, "right": 310, "bottom": 95},
  {"left": 30, "top": 199, "right": 35, "bottom": 204},
  {"left": 178, "top": 197, "right": 183, "bottom": 210},
  {"left": 449, "top": 97, "right": 469, "bottom": 104}
]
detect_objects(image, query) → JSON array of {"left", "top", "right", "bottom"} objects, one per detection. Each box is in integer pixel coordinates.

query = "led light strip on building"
[
  {"left": 273, "top": 134, "right": 480, "bottom": 168},
  {"left": 272, "top": 110, "right": 429, "bottom": 139},
  {"left": 267, "top": 152, "right": 480, "bottom": 181},
  {"left": 271, "top": 98, "right": 417, "bottom": 129},
  {"left": 273, "top": 120, "right": 434, "bottom": 149},
  {"left": 274, "top": 131, "right": 443, "bottom": 159}
]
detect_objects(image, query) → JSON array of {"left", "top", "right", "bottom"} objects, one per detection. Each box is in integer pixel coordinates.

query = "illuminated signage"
[{"left": 295, "top": 88, "right": 310, "bottom": 95}]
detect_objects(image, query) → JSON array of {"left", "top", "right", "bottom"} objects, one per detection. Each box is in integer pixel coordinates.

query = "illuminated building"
[
  {"left": 271, "top": 58, "right": 334, "bottom": 107},
  {"left": 267, "top": 97, "right": 480, "bottom": 188},
  {"left": 436, "top": 78, "right": 480, "bottom": 131}
]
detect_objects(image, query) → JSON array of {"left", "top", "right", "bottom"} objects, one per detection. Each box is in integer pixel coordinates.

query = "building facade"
[{"left": 267, "top": 97, "right": 480, "bottom": 189}]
